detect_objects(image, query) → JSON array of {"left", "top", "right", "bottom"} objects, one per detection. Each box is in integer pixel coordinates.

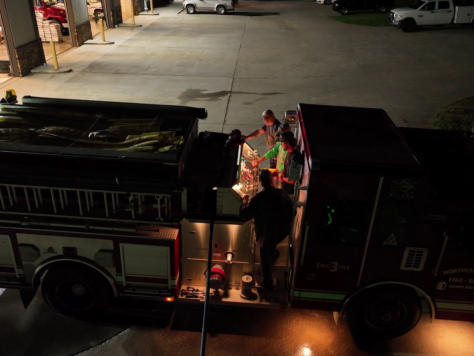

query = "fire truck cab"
[
  {"left": 0, "top": 97, "right": 472, "bottom": 340},
  {"left": 291, "top": 104, "right": 473, "bottom": 339}
]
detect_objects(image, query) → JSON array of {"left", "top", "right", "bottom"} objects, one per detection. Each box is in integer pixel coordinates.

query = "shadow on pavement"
[
  {"left": 229, "top": 11, "right": 280, "bottom": 16},
  {"left": 172, "top": 304, "right": 292, "bottom": 337}
]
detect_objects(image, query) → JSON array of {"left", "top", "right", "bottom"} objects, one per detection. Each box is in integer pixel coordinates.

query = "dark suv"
[{"left": 333, "top": 0, "right": 394, "bottom": 14}]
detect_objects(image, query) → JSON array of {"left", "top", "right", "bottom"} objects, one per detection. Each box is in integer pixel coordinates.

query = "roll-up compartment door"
[{"left": 120, "top": 244, "right": 170, "bottom": 287}]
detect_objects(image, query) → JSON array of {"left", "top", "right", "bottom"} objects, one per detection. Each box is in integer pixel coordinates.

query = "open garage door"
[
  {"left": 63, "top": 0, "right": 93, "bottom": 46},
  {"left": 0, "top": 0, "right": 45, "bottom": 76},
  {"left": 33, "top": 0, "right": 73, "bottom": 62}
]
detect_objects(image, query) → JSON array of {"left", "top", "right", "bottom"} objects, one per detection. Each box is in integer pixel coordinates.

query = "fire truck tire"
[
  {"left": 346, "top": 285, "right": 422, "bottom": 339},
  {"left": 41, "top": 264, "right": 112, "bottom": 318}
]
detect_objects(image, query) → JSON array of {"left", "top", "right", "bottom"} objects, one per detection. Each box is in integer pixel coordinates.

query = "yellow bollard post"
[
  {"left": 31, "top": 41, "right": 72, "bottom": 73},
  {"left": 100, "top": 18, "right": 106, "bottom": 42},
  {"left": 50, "top": 41, "right": 59, "bottom": 71},
  {"left": 150, "top": 0, "right": 154, "bottom": 13},
  {"left": 131, "top": 0, "right": 136, "bottom": 26}
]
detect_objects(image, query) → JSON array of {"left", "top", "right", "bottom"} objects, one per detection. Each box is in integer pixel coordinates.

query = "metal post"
[
  {"left": 50, "top": 41, "right": 59, "bottom": 71},
  {"left": 6, "top": 186, "right": 13, "bottom": 206},
  {"left": 31, "top": 41, "right": 71, "bottom": 73},
  {"left": 104, "top": 192, "right": 109, "bottom": 217},
  {"left": 200, "top": 220, "right": 215, "bottom": 356},
  {"left": 150, "top": 0, "right": 154, "bottom": 13},
  {"left": 100, "top": 18, "right": 106, "bottom": 42},
  {"left": 59, "top": 190, "right": 64, "bottom": 210},
  {"left": 24, "top": 188, "right": 31, "bottom": 212},
  {"left": 32, "top": 188, "right": 39, "bottom": 209},
  {"left": 77, "top": 191, "right": 83, "bottom": 216},
  {"left": 50, "top": 189, "right": 57, "bottom": 214},
  {"left": 131, "top": 0, "right": 136, "bottom": 26}
]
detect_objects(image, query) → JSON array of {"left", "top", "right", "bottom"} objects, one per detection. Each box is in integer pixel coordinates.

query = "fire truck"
[{"left": 0, "top": 96, "right": 472, "bottom": 339}]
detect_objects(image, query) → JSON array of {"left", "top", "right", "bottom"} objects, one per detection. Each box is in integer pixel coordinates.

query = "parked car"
[
  {"left": 34, "top": 0, "right": 69, "bottom": 35},
  {"left": 183, "top": 0, "right": 235, "bottom": 14},
  {"left": 390, "top": 0, "right": 474, "bottom": 31},
  {"left": 333, "top": 0, "right": 394, "bottom": 14}
]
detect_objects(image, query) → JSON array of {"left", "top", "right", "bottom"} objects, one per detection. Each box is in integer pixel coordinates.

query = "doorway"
[
  {"left": 32, "top": 0, "right": 73, "bottom": 59},
  {"left": 87, "top": 0, "right": 106, "bottom": 37}
]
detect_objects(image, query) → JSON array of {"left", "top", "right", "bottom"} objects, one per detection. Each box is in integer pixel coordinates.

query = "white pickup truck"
[{"left": 390, "top": 0, "right": 474, "bottom": 31}]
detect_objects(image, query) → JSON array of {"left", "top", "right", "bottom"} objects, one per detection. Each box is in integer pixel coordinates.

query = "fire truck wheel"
[
  {"left": 346, "top": 285, "right": 422, "bottom": 340},
  {"left": 41, "top": 264, "right": 112, "bottom": 318}
]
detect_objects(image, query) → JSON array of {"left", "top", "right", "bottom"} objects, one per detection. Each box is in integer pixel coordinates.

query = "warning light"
[
  {"left": 301, "top": 346, "right": 312, "bottom": 356},
  {"left": 164, "top": 296, "right": 175, "bottom": 302}
]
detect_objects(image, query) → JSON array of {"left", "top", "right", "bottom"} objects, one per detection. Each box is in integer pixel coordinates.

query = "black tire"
[
  {"left": 341, "top": 7, "right": 349, "bottom": 15},
  {"left": 346, "top": 285, "right": 422, "bottom": 340},
  {"left": 186, "top": 4, "right": 196, "bottom": 14},
  {"left": 401, "top": 18, "right": 417, "bottom": 32},
  {"left": 41, "top": 264, "right": 112, "bottom": 318},
  {"left": 216, "top": 5, "right": 226, "bottom": 14}
]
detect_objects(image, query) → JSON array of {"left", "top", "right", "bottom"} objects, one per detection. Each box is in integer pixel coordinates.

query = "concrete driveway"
[{"left": 1, "top": 1, "right": 473, "bottom": 154}]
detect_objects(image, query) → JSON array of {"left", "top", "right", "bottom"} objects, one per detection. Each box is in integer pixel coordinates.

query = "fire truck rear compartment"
[
  {"left": 179, "top": 132, "right": 290, "bottom": 306},
  {"left": 178, "top": 219, "right": 291, "bottom": 307}
]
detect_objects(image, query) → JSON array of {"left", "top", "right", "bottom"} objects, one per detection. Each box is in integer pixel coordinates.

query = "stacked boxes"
[{"left": 36, "top": 12, "right": 63, "bottom": 43}]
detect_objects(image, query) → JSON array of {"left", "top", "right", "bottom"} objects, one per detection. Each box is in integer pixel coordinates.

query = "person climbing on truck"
[
  {"left": 244, "top": 110, "right": 282, "bottom": 168},
  {"left": 240, "top": 170, "right": 293, "bottom": 292},
  {"left": 280, "top": 131, "right": 303, "bottom": 196},
  {"left": 251, "top": 130, "right": 297, "bottom": 193}
]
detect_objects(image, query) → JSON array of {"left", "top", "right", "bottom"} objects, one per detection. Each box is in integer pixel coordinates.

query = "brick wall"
[{"left": 14, "top": 39, "right": 45, "bottom": 76}]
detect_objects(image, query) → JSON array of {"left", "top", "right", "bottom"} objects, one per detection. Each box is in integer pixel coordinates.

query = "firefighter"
[
  {"left": 251, "top": 131, "right": 300, "bottom": 194},
  {"left": 280, "top": 131, "right": 303, "bottom": 195},
  {"left": 244, "top": 109, "right": 282, "bottom": 169},
  {"left": 240, "top": 170, "right": 292, "bottom": 292}
]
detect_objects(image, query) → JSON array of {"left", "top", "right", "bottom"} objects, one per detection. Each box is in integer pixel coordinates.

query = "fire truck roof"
[
  {"left": 0, "top": 97, "right": 206, "bottom": 191},
  {"left": 298, "top": 103, "right": 421, "bottom": 173}
]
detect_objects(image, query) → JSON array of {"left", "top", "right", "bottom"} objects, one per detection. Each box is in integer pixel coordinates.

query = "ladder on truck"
[{"left": 0, "top": 183, "right": 174, "bottom": 222}]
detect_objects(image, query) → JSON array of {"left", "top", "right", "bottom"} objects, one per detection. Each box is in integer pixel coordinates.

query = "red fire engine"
[{"left": 0, "top": 96, "right": 471, "bottom": 339}]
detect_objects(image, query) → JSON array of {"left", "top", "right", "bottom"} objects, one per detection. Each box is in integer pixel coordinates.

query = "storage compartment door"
[{"left": 121, "top": 244, "right": 170, "bottom": 287}]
